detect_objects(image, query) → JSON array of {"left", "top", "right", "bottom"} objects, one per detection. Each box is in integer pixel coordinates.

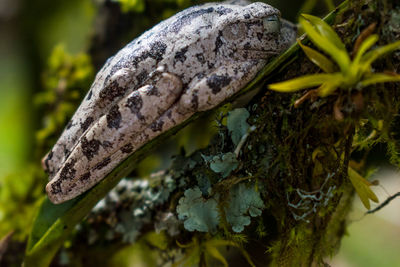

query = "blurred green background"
[{"left": 0, "top": 0, "right": 399, "bottom": 266}]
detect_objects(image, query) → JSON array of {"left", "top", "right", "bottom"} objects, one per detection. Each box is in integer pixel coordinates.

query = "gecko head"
[{"left": 213, "top": 2, "right": 297, "bottom": 61}]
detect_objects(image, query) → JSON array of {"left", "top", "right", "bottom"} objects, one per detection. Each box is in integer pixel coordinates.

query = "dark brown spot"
[
  {"left": 102, "top": 141, "right": 113, "bottom": 148},
  {"left": 206, "top": 74, "right": 232, "bottom": 94},
  {"left": 99, "top": 80, "right": 125, "bottom": 102},
  {"left": 59, "top": 159, "right": 77, "bottom": 181},
  {"left": 80, "top": 116, "right": 94, "bottom": 131},
  {"left": 214, "top": 31, "right": 223, "bottom": 55},
  {"left": 146, "top": 85, "right": 159, "bottom": 96},
  {"left": 215, "top": 6, "right": 232, "bottom": 15},
  {"left": 121, "top": 143, "right": 133, "bottom": 154},
  {"left": 50, "top": 180, "right": 62, "bottom": 194},
  {"left": 63, "top": 149, "right": 70, "bottom": 158},
  {"left": 137, "top": 70, "right": 148, "bottom": 85},
  {"left": 149, "top": 41, "right": 167, "bottom": 61},
  {"left": 126, "top": 93, "right": 143, "bottom": 114},
  {"left": 196, "top": 53, "right": 206, "bottom": 64},
  {"left": 79, "top": 172, "right": 91, "bottom": 182},
  {"left": 106, "top": 105, "right": 122, "bottom": 129},
  {"left": 150, "top": 120, "right": 164, "bottom": 132},
  {"left": 95, "top": 156, "right": 111, "bottom": 170},
  {"left": 174, "top": 46, "right": 188, "bottom": 65},
  {"left": 81, "top": 137, "right": 101, "bottom": 161},
  {"left": 191, "top": 94, "right": 199, "bottom": 110}
]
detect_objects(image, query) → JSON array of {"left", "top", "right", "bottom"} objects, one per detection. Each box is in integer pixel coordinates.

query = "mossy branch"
[{"left": 24, "top": 0, "right": 400, "bottom": 266}]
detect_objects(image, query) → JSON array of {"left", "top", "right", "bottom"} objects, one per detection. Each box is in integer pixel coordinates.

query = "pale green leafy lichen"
[
  {"left": 225, "top": 183, "right": 265, "bottom": 233},
  {"left": 227, "top": 108, "right": 250, "bottom": 146},
  {"left": 176, "top": 187, "right": 219, "bottom": 232},
  {"left": 209, "top": 152, "right": 239, "bottom": 178}
]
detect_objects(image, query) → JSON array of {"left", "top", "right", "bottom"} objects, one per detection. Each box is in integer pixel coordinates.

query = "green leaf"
[
  {"left": 360, "top": 73, "right": 400, "bottom": 87},
  {"left": 269, "top": 73, "right": 341, "bottom": 92},
  {"left": 206, "top": 245, "right": 228, "bottom": 267},
  {"left": 301, "top": 14, "right": 346, "bottom": 51},
  {"left": 348, "top": 167, "right": 379, "bottom": 209},
  {"left": 317, "top": 81, "right": 341, "bottom": 97},
  {"left": 298, "top": 40, "right": 336, "bottom": 73},
  {"left": 353, "top": 34, "right": 379, "bottom": 65},
  {"left": 362, "top": 40, "right": 400, "bottom": 68},
  {"left": 300, "top": 16, "right": 350, "bottom": 72},
  {"left": 206, "top": 239, "right": 256, "bottom": 267}
]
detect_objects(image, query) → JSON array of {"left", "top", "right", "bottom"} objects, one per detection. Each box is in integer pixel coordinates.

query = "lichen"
[
  {"left": 176, "top": 187, "right": 220, "bottom": 233},
  {"left": 227, "top": 108, "right": 251, "bottom": 146},
  {"left": 225, "top": 183, "right": 265, "bottom": 233},
  {"left": 207, "top": 152, "right": 239, "bottom": 178}
]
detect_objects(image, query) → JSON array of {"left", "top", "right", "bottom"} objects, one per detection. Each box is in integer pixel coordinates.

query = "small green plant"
[
  {"left": 269, "top": 14, "right": 400, "bottom": 97},
  {"left": 268, "top": 14, "right": 400, "bottom": 210}
]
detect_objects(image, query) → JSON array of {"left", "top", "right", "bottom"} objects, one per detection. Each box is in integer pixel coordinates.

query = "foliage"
[
  {"left": 112, "top": 0, "right": 145, "bottom": 13},
  {"left": 268, "top": 13, "right": 400, "bottom": 209},
  {"left": 0, "top": 166, "right": 43, "bottom": 240},
  {"left": 35, "top": 44, "right": 94, "bottom": 153},
  {"left": 269, "top": 14, "right": 400, "bottom": 97},
  {"left": 347, "top": 167, "right": 378, "bottom": 209}
]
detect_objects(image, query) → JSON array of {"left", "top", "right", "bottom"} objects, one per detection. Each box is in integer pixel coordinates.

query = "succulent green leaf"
[
  {"left": 353, "top": 34, "right": 379, "bottom": 65},
  {"left": 362, "top": 40, "right": 400, "bottom": 68},
  {"left": 301, "top": 14, "right": 346, "bottom": 51},
  {"left": 300, "top": 16, "right": 350, "bottom": 72},
  {"left": 298, "top": 41, "right": 336, "bottom": 73},
  {"left": 317, "top": 81, "right": 341, "bottom": 97},
  {"left": 348, "top": 167, "right": 379, "bottom": 209},
  {"left": 269, "top": 73, "right": 341, "bottom": 92},
  {"left": 206, "top": 245, "right": 228, "bottom": 267},
  {"left": 206, "top": 239, "right": 256, "bottom": 267},
  {"left": 360, "top": 73, "right": 400, "bottom": 87}
]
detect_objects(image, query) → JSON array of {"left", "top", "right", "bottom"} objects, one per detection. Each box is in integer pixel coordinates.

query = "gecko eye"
[
  {"left": 263, "top": 15, "right": 281, "bottom": 34},
  {"left": 222, "top": 22, "right": 247, "bottom": 40}
]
